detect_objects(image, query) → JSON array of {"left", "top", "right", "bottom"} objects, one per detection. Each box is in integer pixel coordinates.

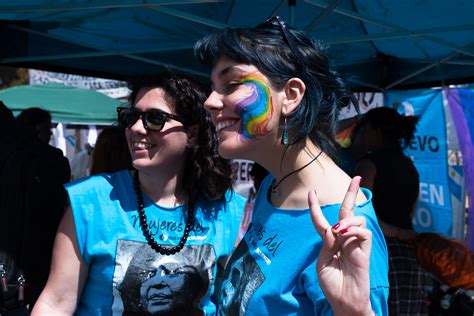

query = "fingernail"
[
  {"left": 340, "top": 227, "right": 349, "bottom": 234},
  {"left": 313, "top": 188, "right": 317, "bottom": 195},
  {"left": 332, "top": 223, "right": 340, "bottom": 230}
]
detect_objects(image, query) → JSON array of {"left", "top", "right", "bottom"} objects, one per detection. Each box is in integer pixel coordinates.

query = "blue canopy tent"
[
  {"left": 0, "top": 1, "right": 473, "bottom": 245},
  {"left": 0, "top": 0, "right": 473, "bottom": 91}
]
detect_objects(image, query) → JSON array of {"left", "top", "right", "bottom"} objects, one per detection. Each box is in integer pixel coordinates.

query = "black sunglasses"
[
  {"left": 117, "top": 107, "right": 185, "bottom": 132},
  {"left": 256, "top": 16, "right": 306, "bottom": 72}
]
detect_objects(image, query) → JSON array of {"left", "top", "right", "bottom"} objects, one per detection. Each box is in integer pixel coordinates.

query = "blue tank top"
[{"left": 66, "top": 170, "right": 246, "bottom": 316}]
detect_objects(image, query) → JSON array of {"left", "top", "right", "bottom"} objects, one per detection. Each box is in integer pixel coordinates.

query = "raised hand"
[{"left": 308, "top": 176, "right": 374, "bottom": 316}]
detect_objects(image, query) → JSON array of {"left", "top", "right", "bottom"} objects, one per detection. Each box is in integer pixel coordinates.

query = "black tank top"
[{"left": 365, "top": 148, "right": 419, "bottom": 229}]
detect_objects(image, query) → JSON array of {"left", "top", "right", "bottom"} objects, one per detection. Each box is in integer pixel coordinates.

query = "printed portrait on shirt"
[
  {"left": 218, "top": 241, "right": 265, "bottom": 316},
  {"left": 112, "top": 240, "right": 216, "bottom": 316}
]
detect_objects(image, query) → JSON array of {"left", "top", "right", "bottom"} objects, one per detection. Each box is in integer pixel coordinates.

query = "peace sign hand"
[{"left": 308, "top": 176, "right": 374, "bottom": 316}]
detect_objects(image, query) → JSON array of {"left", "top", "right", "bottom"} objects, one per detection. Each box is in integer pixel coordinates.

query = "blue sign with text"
[{"left": 385, "top": 89, "right": 451, "bottom": 236}]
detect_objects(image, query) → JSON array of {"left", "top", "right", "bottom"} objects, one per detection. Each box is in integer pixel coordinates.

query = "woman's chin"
[
  {"left": 217, "top": 139, "right": 252, "bottom": 160},
  {"left": 131, "top": 159, "right": 153, "bottom": 172},
  {"left": 217, "top": 145, "right": 236, "bottom": 159}
]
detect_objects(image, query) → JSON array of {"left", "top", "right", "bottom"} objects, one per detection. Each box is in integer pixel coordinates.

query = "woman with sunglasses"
[
  {"left": 194, "top": 16, "right": 389, "bottom": 316},
  {"left": 32, "top": 71, "right": 246, "bottom": 315}
]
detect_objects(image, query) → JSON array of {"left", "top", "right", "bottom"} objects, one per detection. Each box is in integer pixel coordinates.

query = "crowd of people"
[{"left": 0, "top": 15, "right": 470, "bottom": 316}]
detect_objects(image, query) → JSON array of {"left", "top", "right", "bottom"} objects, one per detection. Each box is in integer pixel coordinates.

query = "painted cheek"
[{"left": 235, "top": 74, "right": 273, "bottom": 141}]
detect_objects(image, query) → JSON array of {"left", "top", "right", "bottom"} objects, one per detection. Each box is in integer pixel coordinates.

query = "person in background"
[
  {"left": 0, "top": 104, "right": 70, "bottom": 310},
  {"left": 16, "top": 107, "right": 53, "bottom": 144},
  {"left": 14, "top": 107, "right": 71, "bottom": 194},
  {"left": 352, "top": 107, "right": 428, "bottom": 315},
  {"left": 195, "top": 16, "right": 389, "bottom": 315},
  {"left": 0, "top": 101, "right": 17, "bottom": 144},
  {"left": 249, "top": 163, "right": 268, "bottom": 196},
  {"left": 89, "top": 126, "right": 133, "bottom": 175},
  {"left": 32, "top": 71, "right": 246, "bottom": 315},
  {"left": 70, "top": 143, "right": 93, "bottom": 180}
]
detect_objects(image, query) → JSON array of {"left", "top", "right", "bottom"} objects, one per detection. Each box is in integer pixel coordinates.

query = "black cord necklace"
[
  {"left": 271, "top": 151, "right": 323, "bottom": 197},
  {"left": 133, "top": 171, "right": 194, "bottom": 256}
]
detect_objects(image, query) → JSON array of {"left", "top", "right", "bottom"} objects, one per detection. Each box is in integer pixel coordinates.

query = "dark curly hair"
[
  {"left": 194, "top": 17, "right": 350, "bottom": 161},
  {"left": 127, "top": 70, "right": 232, "bottom": 208}
]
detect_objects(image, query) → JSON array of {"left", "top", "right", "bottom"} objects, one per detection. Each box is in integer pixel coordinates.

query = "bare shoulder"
[{"left": 316, "top": 166, "right": 367, "bottom": 207}]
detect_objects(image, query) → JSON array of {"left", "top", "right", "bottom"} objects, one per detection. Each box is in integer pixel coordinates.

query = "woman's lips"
[
  {"left": 132, "top": 141, "right": 156, "bottom": 152},
  {"left": 215, "top": 119, "right": 239, "bottom": 132}
]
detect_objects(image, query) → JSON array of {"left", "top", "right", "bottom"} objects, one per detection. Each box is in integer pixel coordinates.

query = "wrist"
[
  {"left": 333, "top": 303, "right": 374, "bottom": 316},
  {"left": 334, "top": 310, "right": 374, "bottom": 316}
]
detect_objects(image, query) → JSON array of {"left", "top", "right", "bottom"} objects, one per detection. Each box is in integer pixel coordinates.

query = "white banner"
[{"left": 28, "top": 69, "right": 129, "bottom": 99}]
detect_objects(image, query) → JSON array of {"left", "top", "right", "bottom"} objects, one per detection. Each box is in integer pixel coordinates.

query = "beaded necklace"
[{"left": 133, "top": 171, "right": 194, "bottom": 255}]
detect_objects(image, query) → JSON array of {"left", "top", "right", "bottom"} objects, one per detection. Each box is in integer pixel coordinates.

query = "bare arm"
[
  {"left": 31, "top": 206, "right": 89, "bottom": 315},
  {"left": 378, "top": 219, "right": 399, "bottom": 237},
  {"left": 378, "top": 219, "right": 417, "bottom": 241}
]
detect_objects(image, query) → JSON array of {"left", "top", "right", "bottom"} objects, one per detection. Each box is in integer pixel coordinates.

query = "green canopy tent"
[{"left": 0, "top": 82, "right": 122, "bottom": 124}]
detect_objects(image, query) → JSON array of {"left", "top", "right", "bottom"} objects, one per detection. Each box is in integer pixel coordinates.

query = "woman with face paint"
[{"left": 195, "top": 17, "right": 389, "bottom": 316}]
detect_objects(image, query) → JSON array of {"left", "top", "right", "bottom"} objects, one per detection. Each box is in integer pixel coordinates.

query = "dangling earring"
[{"left": 281, "top": 117, "right": 289, "bottom": 145}]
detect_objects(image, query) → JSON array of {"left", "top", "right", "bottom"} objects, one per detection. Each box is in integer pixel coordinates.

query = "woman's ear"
[
  {"left": 281, "top": 77, "right": 306, "bottom": 117},
  {"left": 186, "top": 124, "right": 199, "bottom": 147}
]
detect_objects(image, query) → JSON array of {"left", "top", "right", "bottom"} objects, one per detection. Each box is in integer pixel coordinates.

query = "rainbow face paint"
[{"left": 234, "top": 73, "right": 273, "bottom": 140}]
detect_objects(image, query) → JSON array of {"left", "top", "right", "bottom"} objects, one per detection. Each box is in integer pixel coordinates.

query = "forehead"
[
  {"left": 134, "top": 87, "right": 174, "bottom": 113},
  {"left": 210, "top": 56, "right": 260, "bottom": 83}
]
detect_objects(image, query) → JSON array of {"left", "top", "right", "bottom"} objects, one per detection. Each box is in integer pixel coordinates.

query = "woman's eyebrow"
[
  {"left": 211, "top": 66, "right": 243, "bottom": 90},
  {"left": 218, "top": 65, "right": 245, "bottom": 80}
]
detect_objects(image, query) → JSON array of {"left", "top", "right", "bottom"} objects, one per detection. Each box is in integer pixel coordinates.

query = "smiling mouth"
[
  {"left": 216, "top": 120, "right": 238, "bottom": 132},
  {"left": 133, "top": 141, "right": 154, "bottom": 150}
]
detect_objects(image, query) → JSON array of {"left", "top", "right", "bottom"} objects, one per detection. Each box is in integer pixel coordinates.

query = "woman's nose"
[
  {"left": 204, "top": 91, "right": 224, "bottom": 112},
  {"left": 129, "top": 115, "right": 146, "bottom": 133}
]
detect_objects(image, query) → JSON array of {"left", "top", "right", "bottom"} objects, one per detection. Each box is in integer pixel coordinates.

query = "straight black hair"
[{"left": 195, "top": 18, "right": 350, "bottom": 161}]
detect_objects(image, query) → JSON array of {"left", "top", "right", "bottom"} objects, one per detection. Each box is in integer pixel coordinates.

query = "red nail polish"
[
  {"left": 340, "top": 227, "right": 349, "bottom": 234},
  {"left": 332, "top": 223, "right": 340, "bottom": 230}
]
